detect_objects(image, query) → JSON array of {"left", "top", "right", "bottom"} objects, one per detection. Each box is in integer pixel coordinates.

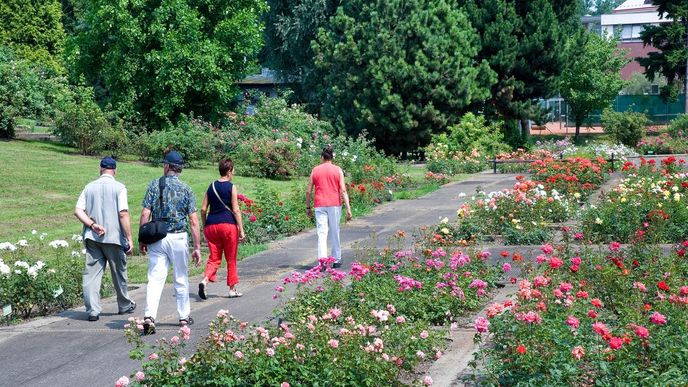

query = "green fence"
[{"left": 553, "top": 94, "right": 686, "bottom": 126}]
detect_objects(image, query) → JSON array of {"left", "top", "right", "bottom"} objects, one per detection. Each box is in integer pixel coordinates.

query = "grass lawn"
[{"left": 0, "top": 140, "right": 467, "bottom": 283}]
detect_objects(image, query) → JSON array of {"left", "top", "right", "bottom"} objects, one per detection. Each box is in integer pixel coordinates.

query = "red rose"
[
  {"left": 516, "top": 344, "right": 527, "bottom": 354},
  {"left": 658, "top": 281, "right": 670, "bottom": 292}
]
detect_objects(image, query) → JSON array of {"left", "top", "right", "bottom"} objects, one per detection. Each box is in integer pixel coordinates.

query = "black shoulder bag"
[{"left": 138, "top": 177, "right": 169, "bottom": 244}]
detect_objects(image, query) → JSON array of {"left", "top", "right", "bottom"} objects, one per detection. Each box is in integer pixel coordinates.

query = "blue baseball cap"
[
  {"left": 162, "top": 151, "right": 184, "bottom": 166},
  {"left": 100, "top": 156, "right": 117, "bottom": 169}
]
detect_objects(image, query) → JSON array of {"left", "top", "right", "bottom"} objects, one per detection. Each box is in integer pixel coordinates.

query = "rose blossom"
[
  {"left": 634, "top": 325, "right": 650, "bottom": 339},
  {"left": 608, "top": 337, "right": 623, "bottom": 350},
  {"left": 649, "top": 311, "right": 667, "bottom": 325},
  {"left": 566, "top": 315, "right": 580, "bottom": 330},
  {"left": 135, "top": 371, "right": 145, "bottom": 382},
  {"left": 423, "top": 376, "right": 433, "bottom": 386},
  {"left": 115, "top": 376, "right": 129, "bottom": 387},
  {"left": 328, "top": 339, "right": 339, "bottom": 348},
  {"left": 571, "top": 346, "right": 585, "bottom": 360},
  {"left": 474, "top": 317, "right": 489, "bottom": 333}
]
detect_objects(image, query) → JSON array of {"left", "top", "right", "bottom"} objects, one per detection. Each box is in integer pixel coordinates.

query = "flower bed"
[
  {"left": 530, "top": 157, "right": 608, "bottom": 200},
  {"left": 476, "top": 240, "right": 688, "bottom": 385},
  {"left": 493, "top": 149, "right": 554, "bottom": 174},
  {"left": 580, "top": 156, "right": 688, "bottom": 243},
  {"left": 121, "top": 230, "right": 500, "bottom": 385},
  {"left": 0, "top": 235, "right": 86, "bottom": 320},
  {"left": 454, "top": 177, "right": 575, "bottom": 245}
]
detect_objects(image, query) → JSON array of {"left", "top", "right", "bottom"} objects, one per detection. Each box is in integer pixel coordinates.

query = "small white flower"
[
  {"left": 0, "top": 242, "right": 17, "bottom": 252},
  {"left": 27, "top": 267, "right": 38, "bottom": 278},
  {"left": 71, "top": 234, "right": 83, "bottom": 242},
  {"left": 39, "top": 233, "right": 47, "bottom": 240},
  {"left": 71, "top": 250, "right": 81, "bottom": 257},
  {"left": 0, "top": 261, "right": 10, "bottom": 275},
  {"left": 17, "top": 240, "right": 28, "bottom": 247},
  {"left": 49, "top": 240, "right": 69, "bottom": 249},
  {"left": 31, "top": 230, "right": 37, "bottom": 235}
]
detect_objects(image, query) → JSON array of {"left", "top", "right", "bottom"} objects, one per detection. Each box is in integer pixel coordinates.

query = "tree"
[
  {"left": 463, "top": 0, "right": 582, "bottom": 143},
  {"left": 639, "top": 1, "right": 688, "bottom": 113},
  {"left": 582, "top": 0, "right": 624, "bottom": 16},
  {"left": 0, "top": 0, "right": 66, "bottom": 73},
  {"left": 560, "top": 33, "right": 628, "bottom": 142},
  {"left": 262, "top": 0, "right": 341, "bottom": 110},
  {"left": 312, "top": 0, "right": 496, "bottom": 155},
  {"left": 69, "top": 0, "right": 267, "bottom": 129}
]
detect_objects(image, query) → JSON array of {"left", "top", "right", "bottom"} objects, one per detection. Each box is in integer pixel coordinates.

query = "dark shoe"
[
  {"left": 198, "top": 283, "right": 207, "bottom": 300},
  {"left": 88, "top": 315, "right": 99, "bottom": 322},
  {"left": 118, "top": 302, "right": 136, "bottom": 315},
  {"left": 179, "top": 317, "right": 194, "bottom": 327},
  {"left": 332, "top": 262, "right": 342, "bottom": 269},
  {"left": 143, "top": 317, "right": 156, "bottom": 335}
]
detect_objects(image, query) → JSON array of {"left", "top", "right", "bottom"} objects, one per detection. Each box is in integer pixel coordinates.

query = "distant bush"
[
  {"left": 138, "top": 116, "right": 220, "bottom": 166},
  {"left": 54, "top": 86, "right": 110, "bottom": 155},
  {"left": 233, "top": 137, "right": 301, "bottom": 179},
  {"left": 668, "top": 114, "right": 688, "bottom": 138},
  {"left": 602, "top": 109, "right": 648, "bottom": 148}
]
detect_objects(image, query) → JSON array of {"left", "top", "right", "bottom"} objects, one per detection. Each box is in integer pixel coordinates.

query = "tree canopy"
[
  {"left": 639, "top": 0, "right": 688, "bottom": 109},
  {"left": 312, "top": 0, "right": 495, "bottom": 154},
  {"left": 69, "top": 0, "right": 267, "bottom": 129},
  {"left": 462, "top": 0, "right": 582, "bottom": 142},
  {"left": 560, "top": 33, "right": 628, "bottom": 141},
  {"left": 0, "top": 0, "right": 66, "bottom": 73}
]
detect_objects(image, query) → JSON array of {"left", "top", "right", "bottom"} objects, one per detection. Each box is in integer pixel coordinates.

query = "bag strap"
[
  {"left": 157, "top": 176, "right": 168, "bottom": 220},
  {"left": 211, "top": 181, "right": 233, "bottom": 213}
]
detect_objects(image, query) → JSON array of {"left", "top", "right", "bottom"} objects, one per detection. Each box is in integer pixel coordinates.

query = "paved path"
[{"left": 0, "top": 172, "right": 518, "bottom": 387}]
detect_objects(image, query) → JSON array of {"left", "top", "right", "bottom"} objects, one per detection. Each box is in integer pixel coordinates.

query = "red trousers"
[{"left": 203, "top": 223, "right": 239, "bottom": 286}]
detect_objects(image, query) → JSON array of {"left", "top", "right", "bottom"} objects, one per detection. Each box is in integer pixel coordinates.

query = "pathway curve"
[{"left": 0, "top": 172, "right": 517, "bottom": 387}]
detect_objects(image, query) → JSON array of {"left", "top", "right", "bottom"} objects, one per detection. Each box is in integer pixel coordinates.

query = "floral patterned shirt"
[{"left": 142, "top": 176, "right": 197, "bottom": 233}]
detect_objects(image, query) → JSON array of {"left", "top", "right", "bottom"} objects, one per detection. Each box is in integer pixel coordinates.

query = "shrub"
[
  {"left": 441, "top": 113, "right": 511, "bottom": 156},
  {"left": 54, "top": 86, "right": 110, "bottom": 155},
  {"left": 232, "top": 138, "right": 301, "bottom": 179},
  {"left": 138, "top": 116, "right": 220, "bottom": 166},
  {"left": 0, "top": 105, "right": 16, "bottom": 138},
  {"left": 601, "top": 109, "right": 648, "bottom": 147},
  {"left": 667, "top": 113, "right": 688, "bottom": 138}
]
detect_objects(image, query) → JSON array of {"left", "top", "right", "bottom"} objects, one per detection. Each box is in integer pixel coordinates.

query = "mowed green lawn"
[{"left": 0, "top": 140, "right": 307, "bottom": 282}]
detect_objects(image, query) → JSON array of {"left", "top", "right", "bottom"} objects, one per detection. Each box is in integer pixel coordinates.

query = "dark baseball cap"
[
  {"left": 100, "top": 156, "right": 117, "bottom": 169},
  {"left": 162, "top": 151, "right": 184, "bottom": 166}
]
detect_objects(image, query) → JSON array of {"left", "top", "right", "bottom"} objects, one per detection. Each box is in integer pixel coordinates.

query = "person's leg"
[
  {"left": 327, "top": 206, "right": 342, "bottom": 263},
  {"left": 102, "top": 243, "right": 134, "bottom": 312},
  {"left": 143, "top": 239, "right": 170, "bottom": 320},
  {"left": 315, "top": 207, "right": 329, "bottom": 259},
  {"left": 203, "top": 224, "right": 223, "bottom": 284},
  {"left": 223, "top": 224, "right": 239, "bottom": 288},
  {"left": 82, "top": 239, "right": 106, "bottom": 317},
  {"left": 169, "top": 233, "right": 191, "bottom": 320}
]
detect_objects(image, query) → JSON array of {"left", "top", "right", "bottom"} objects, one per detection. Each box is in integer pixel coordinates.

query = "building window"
[{"left": 614, "top": 24, "right": 646, "bottom": 41}]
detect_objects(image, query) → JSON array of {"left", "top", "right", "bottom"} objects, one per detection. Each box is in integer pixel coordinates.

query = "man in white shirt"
[{"left": 74, "top": 156, "right": 136, "bottom": 321}]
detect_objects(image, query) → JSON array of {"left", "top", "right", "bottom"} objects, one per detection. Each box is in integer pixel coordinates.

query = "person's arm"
[
  {"left": 189, "top": 212, "right": 201, "bottom": 267},
  {"left": 74, "top": 207, "right": 106, "bottom": 236},
  {"left": 231, "top": 185, "right": 245, "bottom": 241},
  {"left": 119, "top": 210, "right": 133, "bottom": 255},
  {"left": 306, "top": 172, "right": 314, "bottom": 218},
  {"left": 139, "top": 207, "right": 151, "bottom": 254},
  {"left": 200, "top": 192, "right": 209, "bottom": 228},
  {"left": 339, "top": 168, "right": 352, "bottom": 221}
]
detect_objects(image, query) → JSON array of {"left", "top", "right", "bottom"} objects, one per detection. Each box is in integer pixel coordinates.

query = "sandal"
[
  {"left": 228, "top": 289, "right": 243, "bottom": 298},
  {"left": 143, "top": 317, "right": 156, "bottom": 335},
  {"left": 179, "top": 317, "right": 194, "bottom": 327}
]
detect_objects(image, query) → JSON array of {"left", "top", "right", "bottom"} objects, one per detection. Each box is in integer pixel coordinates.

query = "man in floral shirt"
[{"left": 139, "top": 151, "right": 201, "bottom": 334}]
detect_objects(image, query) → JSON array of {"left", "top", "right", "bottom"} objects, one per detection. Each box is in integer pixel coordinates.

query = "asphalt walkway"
[{"left": 0, "top": 172, "right": 518, "bottom": 387}]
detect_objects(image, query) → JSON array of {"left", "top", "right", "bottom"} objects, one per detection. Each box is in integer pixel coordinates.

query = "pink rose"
[
  {"left": 115, "top": 376, "right": 129, "bottom": 387},
  {"left": 571, "top": 346, "right": 585, "bottom": 360}
]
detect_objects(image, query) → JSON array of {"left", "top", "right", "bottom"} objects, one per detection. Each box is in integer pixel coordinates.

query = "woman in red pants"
[{"left": 199, "top": 158, "right": 245, "bottom": 299}]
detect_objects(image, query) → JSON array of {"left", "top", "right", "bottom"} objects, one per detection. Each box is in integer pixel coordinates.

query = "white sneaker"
[{"left": 228, "top": 289, "right": 243, "bottom": 298}]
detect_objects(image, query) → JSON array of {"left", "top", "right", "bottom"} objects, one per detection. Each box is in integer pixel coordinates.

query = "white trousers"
[
  {"left": 315, "top": 206, "right": 342, "bottom": 262},
  {"left": 144, "top": 232, "right": 190, "bottom": 320}
]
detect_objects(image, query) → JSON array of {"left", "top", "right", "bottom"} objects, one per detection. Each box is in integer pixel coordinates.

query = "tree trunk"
[{"left": 575, "top": 122, "right": 581, "bottom": 144}]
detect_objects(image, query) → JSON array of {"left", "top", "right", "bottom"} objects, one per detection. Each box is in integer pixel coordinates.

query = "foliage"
[
  {"left": 667, "top": 113, "right": 688, "bottom": 138},
  {"left": 136, "top": 116, "right": 220, "bottom": 167},
  {"left": 69, "top": 0, "right": 267, "bottom": 129},
  {"left": 429, "top": 113, "right": 510, "bottom": 156},
  {"left": 582, "top": 0, "right": 624, "bottom": 16},
  {"left": 638, "top": 133, "right": 688, "bottom": 155},
  {"left": 261, "top": 0, "right": 340, "bottom": 109},
  {"left": 0, "top": 236, "right": 89, "bottom": 320},
  {"left": 312, "top": 0, "right": 495, "bottom": 154},
  {"left": 463, "top": 0, "right": 582, "bottom": 138},
  {"left": 559, "top": 32, "right": 628, "bottom": 140},
  {"left": 0, "top": 0, "right": 66, "bottom": 72},
  {"left": 478, "top": 239, "right": 688, "bottom": 385},
  {"left": 456, "top": 177, "right": 573, "bottom": 245},
  {"left": 0, "top": 45, "right": 73, "bottom": 135},
  {"left": 122, "top": 229, "right": 499, "bottom": 386},
  {"left": 232, "top": 138, "right": 301, "bottom": 180},
  {"left": 581, "top": 156, "right": 688, "bottom": 243},
  {"left": 639, "top": 1, "right": 688, "bottom": 103},
  {"left": 54, "top": 85, "right": 111, "bottom": 155},
  {"left": 601, "top": 109, "right": 649, "bottom": 147}
]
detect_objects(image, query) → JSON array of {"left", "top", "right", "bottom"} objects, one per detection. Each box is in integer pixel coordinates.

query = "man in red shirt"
[{"left": 306, "top": 146, "right": 352, "bottom": 269}]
